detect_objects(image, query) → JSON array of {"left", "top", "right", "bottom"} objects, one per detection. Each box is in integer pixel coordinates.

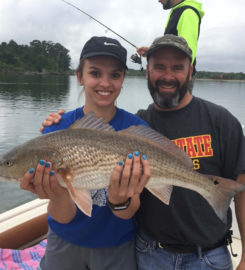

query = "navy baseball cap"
[{"left": 80, "top": 36, "right": 128, "bottom": 69}]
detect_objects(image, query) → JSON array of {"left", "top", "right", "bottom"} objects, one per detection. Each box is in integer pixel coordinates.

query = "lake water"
[{"left": 0, "top": 74, "right": 244, "bottom": 237}]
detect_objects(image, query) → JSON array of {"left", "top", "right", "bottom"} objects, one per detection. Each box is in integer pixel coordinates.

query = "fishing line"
[
  {"left": 61, "top": 0, "right": 137, "bottom": 48},
  {"left": 61, "top": 0, "right": 143, "bottom": 69}
]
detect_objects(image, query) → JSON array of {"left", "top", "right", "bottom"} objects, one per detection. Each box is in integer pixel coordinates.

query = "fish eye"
[{"left": 5, "top": 160, "right": 13, "bottom": 167}]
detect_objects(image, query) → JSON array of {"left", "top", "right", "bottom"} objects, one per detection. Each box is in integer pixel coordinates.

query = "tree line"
[
  {"left": 196, "top": 71, "right": 245, "bottom": 81},
  {"left": 0, "top": 40, "right": 71, "bottom": 73},
  {"left": 0, "top": 40, "right": 244, "bottom": 80}
]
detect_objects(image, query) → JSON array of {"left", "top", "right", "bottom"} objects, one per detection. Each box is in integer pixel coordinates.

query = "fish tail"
[{"left": 206, "top": 175, "right": 245, "bottom": 223}]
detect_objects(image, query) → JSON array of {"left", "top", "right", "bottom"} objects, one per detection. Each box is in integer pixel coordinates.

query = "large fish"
[{"left": 0, "top": 113, "right": 244, "bottom": 223}]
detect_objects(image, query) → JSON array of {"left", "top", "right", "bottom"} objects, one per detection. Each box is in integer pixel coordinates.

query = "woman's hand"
[
  {"left": 20, "top": 160, "right": 68, "bottom": 200},
  {"left": 108, "top": 151, "right": 151, "bottom": 219},
  {"left": 20, "top": 160, "right": 76, "bottom": 223}
]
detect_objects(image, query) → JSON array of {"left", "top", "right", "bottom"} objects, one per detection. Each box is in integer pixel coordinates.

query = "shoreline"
[
  {"left": 196, "top": 78, "right": 245, "bottom": 83},
  {"left": 0, "top": 71, "right": 244, "bottom": 83}
]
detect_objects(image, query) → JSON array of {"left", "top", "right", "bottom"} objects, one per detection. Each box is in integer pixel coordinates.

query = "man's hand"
[
  {"left": 137, "top": 47, "right": 149, "bottom": 57},
  {"left": 40, "top": 109, "right": 65, "bottom": 132}
]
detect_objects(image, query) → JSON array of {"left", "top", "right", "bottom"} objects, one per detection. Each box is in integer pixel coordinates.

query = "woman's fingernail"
[
  {"left": 134, "top": 151, "right": 139, "bottom": 156},
  {"left": 29, "top": 168, "right": 34, "bottom": 174},
  {"left": 50, "top": 171, "right": 55, "bottom": 176},
  {"left": 45, "top": 162, "right": 50, "bottom": 168},
  {"left": 40, "top": 159, "right": 45, "bottom": 165},
  {"left": 128, "top": 153, "right": 133, "bottom": 159},
  {"left": 118, "top": 160, "right": 123, "bottom": 166},
  {"left": 142, "top": 155, "right": 147, "bottom": 160}
]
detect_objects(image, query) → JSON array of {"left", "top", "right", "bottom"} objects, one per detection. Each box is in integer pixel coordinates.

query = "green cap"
[{"left": 147, "top": 34, "right": 192, "bottom": 61}]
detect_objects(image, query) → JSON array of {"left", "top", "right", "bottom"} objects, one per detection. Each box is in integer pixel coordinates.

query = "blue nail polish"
[
  {"left": 118, "top": 160, "right": 123, "bottom": 166},
  {"left": 134, "top": 151, "right": 139, "bottom": 156},
  {"left": 50, "top": 171, "right": 55, "bottom": 176},
  {"left": 45, "top": 162, "right": 50, "bottom": 168},
  {"left": 40, "top": 159, "right": 45, "bottom": 165},
  {"left": 142, "top": 155, "right": 147, "bottom": 160},
  {"left": 128, "top": 153, "right": 133, "bottom": 159},
  {"left": 29, "top": 168, "right": 34, "bottom": 174}
]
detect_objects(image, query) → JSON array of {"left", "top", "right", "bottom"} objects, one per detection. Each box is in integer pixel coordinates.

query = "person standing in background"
[{"left": 137, "top": 0, "right": 204, "bottom": 92}]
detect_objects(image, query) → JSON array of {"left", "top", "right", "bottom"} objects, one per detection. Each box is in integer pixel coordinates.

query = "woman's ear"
[{"left": 76, "top": 71, "right": 83, "bottom": 85}]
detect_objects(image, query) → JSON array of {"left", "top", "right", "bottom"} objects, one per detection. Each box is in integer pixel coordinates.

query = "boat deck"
[{"left": 0, "top": 199, "right": 242, "bottom": 267}]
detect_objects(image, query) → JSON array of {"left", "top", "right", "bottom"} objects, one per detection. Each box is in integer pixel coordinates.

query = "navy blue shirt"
[{"left": 43, "top": 107, "right": 148, "bottom": 248}]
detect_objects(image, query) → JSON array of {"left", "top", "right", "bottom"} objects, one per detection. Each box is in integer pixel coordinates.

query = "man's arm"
[{"left": 234, "top": 173, "right": 245, "bottom": 270}]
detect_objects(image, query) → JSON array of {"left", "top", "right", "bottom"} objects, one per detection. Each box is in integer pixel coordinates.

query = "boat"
[
  {"left": 0, "top": 199, "right": 48, "bottom": 269},
  {"left": 231, "top": 237, "right": 242, "bottom": 268},
  {"left": 0, "top": 199, "right": 48, "bottom": 249},
  {"left": 0, "top": 199, "right": 242, "bottom": 268}
]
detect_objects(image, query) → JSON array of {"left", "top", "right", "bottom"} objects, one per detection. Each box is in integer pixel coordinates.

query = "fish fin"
[
  {"left": 56, "top": 167, "right": 92, "bottom": 217},
  {"left": 119, "top": 125, "right": 193, "bottom": 168},
  {"left": 68, "top": 188, "right": 93, "bottom": 217},
  {"left": 205, "top": 175, "right": 245, "bottom": 224},
  {"left": 69, "top": 112, "right": 115, "bottom": 131},
  {"left": 146, "top": 183, "right": 173, "bottom": 205}
]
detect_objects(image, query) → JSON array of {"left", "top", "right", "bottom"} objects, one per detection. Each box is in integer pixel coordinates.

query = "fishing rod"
[
  {"left": 61, "top": 0, "right": 137, "bottom": 48},
  {"left": 61, "top": 0, "right": 143, "bottom": 68}
]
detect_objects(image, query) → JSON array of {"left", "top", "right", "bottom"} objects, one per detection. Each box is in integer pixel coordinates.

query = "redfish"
[{"left": 0, "top": 113, "right": 244, "bottom": 222}]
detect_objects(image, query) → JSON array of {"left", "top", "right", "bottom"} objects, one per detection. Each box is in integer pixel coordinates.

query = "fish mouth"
[{"left": 0, "top": 175, "right": 18, "bottom": 183}]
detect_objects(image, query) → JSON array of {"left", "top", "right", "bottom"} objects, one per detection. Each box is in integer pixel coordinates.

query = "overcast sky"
[{"left": 0, "top": 0, "right": 244, "bottom": 72}]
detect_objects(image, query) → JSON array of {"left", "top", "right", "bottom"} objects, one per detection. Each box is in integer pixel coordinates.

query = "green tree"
[{"left": 0, "top": 39, "right": 71, "bottom": 73}]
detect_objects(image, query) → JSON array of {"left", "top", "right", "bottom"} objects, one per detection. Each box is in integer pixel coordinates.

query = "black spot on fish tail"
[{"left": 205, "top": 174, "right": 245, "bottom": 223}]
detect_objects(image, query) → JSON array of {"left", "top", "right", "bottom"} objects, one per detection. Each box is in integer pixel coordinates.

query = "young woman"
[{"left": 20, "top": 36, "right": 150, "bottom": 270}]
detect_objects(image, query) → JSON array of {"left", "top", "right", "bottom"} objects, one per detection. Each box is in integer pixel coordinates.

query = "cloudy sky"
[{"left": 0, "top": 0, "right": 244, "bottom": 72}]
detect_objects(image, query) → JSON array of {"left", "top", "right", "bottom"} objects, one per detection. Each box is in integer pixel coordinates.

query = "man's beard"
[
  {"left": 147, "top": 72, "right": 190, "bottom": 109},
  {"left": 162, "top": 0, "right": 172, "bottom": 10}
]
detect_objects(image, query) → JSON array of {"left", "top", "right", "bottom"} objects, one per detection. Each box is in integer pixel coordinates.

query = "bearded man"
[{"left": 135, "top": 34, "right": 245, "bottom": 270}]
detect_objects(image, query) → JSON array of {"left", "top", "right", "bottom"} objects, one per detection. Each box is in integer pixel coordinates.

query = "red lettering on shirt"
[
  {"left": 203, "top": 135, "right": 213, "bottom": 156},
  {"left": 186, "top": 137, "right": 197, "bottom": 157},
  {"left": 174, "top": 138, "right": 185, "bottom": 151},
  {"left": 172, "top": 134, "right": 213, "bottom": 159}
]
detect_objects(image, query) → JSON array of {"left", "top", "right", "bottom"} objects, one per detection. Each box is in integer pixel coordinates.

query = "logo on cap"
[{"left": 104, "top": 42, "right": 118, "bottom": 46}]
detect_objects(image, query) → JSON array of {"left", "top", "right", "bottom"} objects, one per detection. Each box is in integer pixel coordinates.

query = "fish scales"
[
  {"left": 0, "top": 127, "right": 231, "bottom": 194},
  {"left": 47, "top": 128, "right": 215, "bottom": 197},
  {"left": 20, "top": 127, "right": 192, "bottom": 190},
  {"left": 0, "top": 112, "right": 245, "bottom": 221}
]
